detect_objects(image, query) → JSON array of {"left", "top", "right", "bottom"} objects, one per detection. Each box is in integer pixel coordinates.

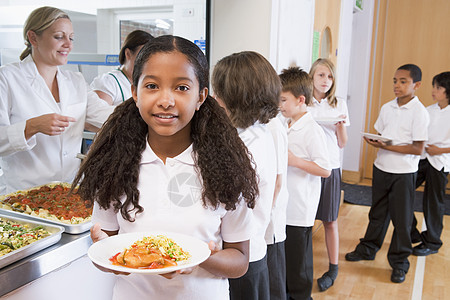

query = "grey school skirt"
[{"left": 316, "top": 168, "right": 341, "bottom": 222}]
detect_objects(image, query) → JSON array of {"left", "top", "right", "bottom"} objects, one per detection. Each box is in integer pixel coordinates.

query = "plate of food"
[
  {"left": 361, "top": 132, "right": 392, "bottom": 143},
  {"left": 87, "top": 232, "right": 211, "bottom": 274},
  {"left": 315, "top": 117, "right": 346, "bottom": 125}
]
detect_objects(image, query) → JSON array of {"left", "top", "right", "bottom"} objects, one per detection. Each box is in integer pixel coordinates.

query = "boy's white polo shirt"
[
  {"left": 285, "top": 112, "right": 331, "bottom": 227},
  {"left": 374, "top": 96, "right": 429, "bottom": 174},
  {"left": 238, "top": 122, "right": 277, "bottom": 262},
  {"left": 307, "top": 97, "right": 350, "bottom": 169},
  {"left": 265, "top": 114, "right": 289, "bottom": 244},
  {"left": 424, "top": 103, "right": 450, "bottom": 171},
  {"left": 93, "top": 142, "right": 253, "bottom": 300}
]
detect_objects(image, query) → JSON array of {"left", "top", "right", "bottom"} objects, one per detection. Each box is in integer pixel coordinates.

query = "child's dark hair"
[
  {"left": 118, "top": 30, "right": 154, "bottom": 65},
  {"left": 211, "top": 51, "right": 280, "bottom": 129},
  {"left": 398, "top": 64, "right": 422, "bottom": 83},
  {"left": 73, "top": 35, "right": 258, "bottom": 221},
  {"left": 432, "top": 71, "right": 450, "bottom": 104},
  {"left": 279, "top": 67, "right": 313, "bottom": 105}
]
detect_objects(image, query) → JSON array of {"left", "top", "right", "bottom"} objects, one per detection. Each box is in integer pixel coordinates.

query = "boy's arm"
[
  {"left": 288, "top": 150, "right": 331, "bottom": 177},
  {"left": 425, "top": 144, "right": 450, "bottom": 156},
  {"left": 364, "top": 137, "right": 425, "bottom": 155}
]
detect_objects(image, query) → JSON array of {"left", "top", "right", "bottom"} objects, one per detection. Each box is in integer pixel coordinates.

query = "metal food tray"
[
  {"left": 0, "top": 213, "right": 64, "bottom": 269},
  {"left": 0, "top": 182, "right": 92, "bottom": 234},
  {"left": 0, "top": 208, "right": 92, "bottom": 234}
]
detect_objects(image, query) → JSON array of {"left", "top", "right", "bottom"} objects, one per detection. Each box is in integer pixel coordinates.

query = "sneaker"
[
  {"left": 391, "top": 269, "right": 406, "bottom": 283},
  {"left": 412, "top": 243, "right": 438, "bottom": 256},
  {"left": 345, "top": 251, "right": 374, "bottom": 262}
]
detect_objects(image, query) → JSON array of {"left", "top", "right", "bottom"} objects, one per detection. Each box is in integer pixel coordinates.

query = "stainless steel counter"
[{"left": 0, "top": 232, "right": 92, "bottom": 296}]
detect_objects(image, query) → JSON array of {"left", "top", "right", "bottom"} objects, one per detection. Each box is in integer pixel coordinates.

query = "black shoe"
[
  {"left": 317, "top": 272, "right": 334, "bottom": 292},
  {"left": 345, "top": 251, "right": 374, "bottom": 262},
  {"left": 412, "top": 243, "right": 438, "bottom": 256},
  {"left": 391, "top": 269, "right": 406, "bottom": 283}
]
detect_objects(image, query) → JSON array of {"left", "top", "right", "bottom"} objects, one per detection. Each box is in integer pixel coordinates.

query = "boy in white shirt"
[
  {"left": 345, "top": 64, "right": 429, "bottom": 284},
  {"left": 411, "top": 71, "right": 450, "bottom": 256},
  {"left": 279, "top": 67, "right": 331, "bottom": 300}
]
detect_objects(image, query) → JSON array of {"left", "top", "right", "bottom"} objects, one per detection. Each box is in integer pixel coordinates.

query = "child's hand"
[
  {"left": 363, "top": 136, "right": 386, "bottom": 148},
  {"left": 425, "top": 144, "right": 441, "bottom": 156},
  {"left": 90, "top": 223, "right": 109, "bottom": 243}
]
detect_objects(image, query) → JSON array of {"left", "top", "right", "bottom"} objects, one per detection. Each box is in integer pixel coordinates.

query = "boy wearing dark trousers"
[
  {"left": 345, "top": 64, "right": 429, "bottom": 284},
  {"left": 411, "top": 71, "right": 450, "bottom": 256}
]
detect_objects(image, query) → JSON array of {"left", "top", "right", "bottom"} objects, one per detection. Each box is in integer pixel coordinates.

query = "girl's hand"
[
  {"left": 425, "top": 144, "right": 441, "bottom": 156},
  {"left": 335, "top": 114, "right": 347, "bottom": 126},
  {"left": 160, "top": 240, "right": 218, "bottom": 279},
  {"left": 90, "top": 224, "right": 129, "bottom": 275},
  {"left": 25, "top": 113, "right": 76, "bottom": 139},
  {"left": 90, "top": 223, "right": 109, "bottom": 243}
]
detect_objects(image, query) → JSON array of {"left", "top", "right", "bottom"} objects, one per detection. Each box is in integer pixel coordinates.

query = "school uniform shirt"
[
  {"left": 238, "top": 122, "right": 277, "bottom": 262},
  {"left": 90, "top": 69, "right": 132, "bottom": 105},
  {"left": 264, "top": 114, "right": 289, "bottom": 244},
  {"left": 0, "top": 56, "right": 114, "bottom": 193},
  {"left": 285, "top": 112, "right": 331, "bottom": 227},
  {"left": 374, "top": 96, "right": 429, "bottom": 174},
  {"left": 93, "top": 142, "right": 254, "bottom": 300},
  {"left": 307, "top": 97, "right": 350, "bottom": 169},
  {"left": 423, "top": 103, "right": 450, "bottom": 172}
]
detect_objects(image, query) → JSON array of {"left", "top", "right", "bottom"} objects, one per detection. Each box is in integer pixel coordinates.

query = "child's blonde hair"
[{"left": 309, "top": 58, "right": 337, "bottom": 108}]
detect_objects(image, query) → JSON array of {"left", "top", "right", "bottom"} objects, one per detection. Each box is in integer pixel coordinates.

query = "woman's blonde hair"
[
  {"left": 20, "top": 6, "right": 70, "bottom": 61},
  {"left": 309, "top": 58, "right": 337, "bottom": 108}
]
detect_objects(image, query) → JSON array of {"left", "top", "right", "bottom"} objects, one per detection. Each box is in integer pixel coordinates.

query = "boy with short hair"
[
  {"left": 279, "top": 67, "right": 331, "bottom": 300},
  {"left": 345, "top": 64, "right": 429, "bottom": 284},
  {"left": 411, "top": 71, "right": 450, "bottom": 256}
]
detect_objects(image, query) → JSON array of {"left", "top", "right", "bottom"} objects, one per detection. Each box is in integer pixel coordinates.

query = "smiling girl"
[{"left": 73, "top": 35, "right": 259, "bottom": 300}]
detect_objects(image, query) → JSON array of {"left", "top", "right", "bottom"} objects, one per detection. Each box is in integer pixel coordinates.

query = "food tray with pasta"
[
  {"left": 88, "top": 232, "right": 211, "bottom": 274},
  {"left": 0, "top": 182, "right": 92, "bottom": 234},
  {"left": 0, "top": 213, "right": 64, "bottom": 269}
]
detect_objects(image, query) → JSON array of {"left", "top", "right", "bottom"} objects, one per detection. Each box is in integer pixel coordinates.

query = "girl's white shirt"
[
  {"left": 93, "top": 142, "right": 254, "bottom": 300},
  {"left": 307, "top": 97, "right": 350, "bottom": 169},
  {"left": 237, "top": 122, "right": 277, "bottom": 262},
  {"left": 0, "top": 56, "right": 114, "bottom": 193},
  {"left": 90, "top": 69, "right": 132, "bottom": 105}
]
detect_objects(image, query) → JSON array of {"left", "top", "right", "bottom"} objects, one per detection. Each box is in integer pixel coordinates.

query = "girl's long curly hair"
[{"left": 72, "top": 35, "right": 258, "bottom": 222}]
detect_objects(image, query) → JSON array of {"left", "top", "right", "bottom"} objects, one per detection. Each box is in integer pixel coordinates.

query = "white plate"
[
  {"left": 87, "top": 231, "right": 211, "bottom": 274},
  {"left": 361, "top": 132, "right": 392, "bottom": 143},
  {"left": 315, "top": 117, "right": 345, "bottom": 125}
]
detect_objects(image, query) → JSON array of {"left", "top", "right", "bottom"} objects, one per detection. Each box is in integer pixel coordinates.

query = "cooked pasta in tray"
[{"left": 88, "top": 232, "right": 211, "bottom": 274}]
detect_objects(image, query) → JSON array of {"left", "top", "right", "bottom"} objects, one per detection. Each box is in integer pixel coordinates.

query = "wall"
[{"left": 342, "top": 0, "right": 374, "bottom": 177}]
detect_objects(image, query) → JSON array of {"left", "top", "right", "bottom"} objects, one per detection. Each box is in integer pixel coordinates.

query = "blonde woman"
[{"left": 0, "top": 6, "right": 113, "bottom": 193}]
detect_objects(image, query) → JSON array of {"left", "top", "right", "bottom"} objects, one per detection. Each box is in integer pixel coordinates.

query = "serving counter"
[{"left": 0, "top": 231, "right": 105, "bottom": 298}]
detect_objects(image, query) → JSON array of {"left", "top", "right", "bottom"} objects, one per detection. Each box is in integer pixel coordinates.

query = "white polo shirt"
[
  {"left": 285, "top": 112, "right": 331, "bottom": 227},
  {"left": 423, "top": 103, "right": 450, "bottom": 172},
  {"left": 307, "top": 97, "right": 350, "bottom": 169},
  {"left": 264, "top": 114, "right": 289, "bottom": 244},
  {"left": 238, "top": 122, "right": 277, "bottom": 262},
  {"left": 90, "top": 69, "right": 132, "bottom": 105},
  {"left": 374, "top": 96, "right": 429, "bottom": 174},
  {"left": 93, "top": 142, "right": 253, "bottom": 300}
]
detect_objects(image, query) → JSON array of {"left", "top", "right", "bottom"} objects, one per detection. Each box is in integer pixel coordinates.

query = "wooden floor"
[{"left": 311, "top": 202, "right": 450, "bottom": 300}]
